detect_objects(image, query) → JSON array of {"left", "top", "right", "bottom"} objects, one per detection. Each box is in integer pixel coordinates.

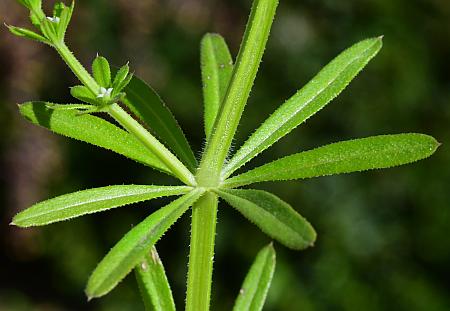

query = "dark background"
[{"left": 1, "top": 0, "right": 449, "bottom": 310}]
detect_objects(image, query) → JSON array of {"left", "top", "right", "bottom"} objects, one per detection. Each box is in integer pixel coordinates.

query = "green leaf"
[
  {"left": 16, "top": 0, "right": 40, "bottom": 10},
  {"left": 53, "top": 1, "right": 65, "bottom": 17},
  {"left": 233, "top": 244, "right": 276, "bottom": 311},
  {"left": 19, "top": 101, "right": 171, "bottom": 174},
  {"left": 56, "top": 1, "right": 74, "bottom": 40},
  {"left": 216, "top": 189, "right": 316, "bottom": 250},
  {"left": 225, "top": 134, "right": 440, "bottom": 188},
  {"left": 112, "top": 63, "right": 131, "bottom": 92},
  {"left": 40, "top": 18, "right": 58, "bottom": 42},
  {"left": 70, "top": 85, "right": 98, "bottom": 105},
  {"left": 29, "top": 11, "right": 41, "bottom": 27},
  {"left": 122, "top": 74, "right": 198, "bottom": 171},
  {"left": 135, "top": 247, "right": 176, "bottom": 311},
  {"left": 15, "top": 0, "right": 44, "bottom": 26},
  {"left": 12, "top": 185, "right": 191, "bottom": 227},
  {"left": 86, "top": 189, "right": 204, "bottom": 299},
  {"left": 6, "top": 25, "right": 49, "bottom": 44},
  {"left": 222, "top": 37, "right": 383, "bottom": 178},
  {"left": 201, "top": 33, "right": 234, "bottom": 139},
  {"left": 92, "top": 55, "right": 111, "bottom": 87},
  {"left": 199, "top": 0, "right": 279, "bottom": 179}
]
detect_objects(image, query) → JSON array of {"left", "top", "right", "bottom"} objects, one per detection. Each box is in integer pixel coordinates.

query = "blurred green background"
[{"left": 1, "top": 0, "right": 449, "bottom": 310}]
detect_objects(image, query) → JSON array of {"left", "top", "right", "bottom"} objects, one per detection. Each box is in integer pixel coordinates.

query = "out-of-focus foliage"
[{"left": 0, "top": 0, "right": 449, "bottom": 310}]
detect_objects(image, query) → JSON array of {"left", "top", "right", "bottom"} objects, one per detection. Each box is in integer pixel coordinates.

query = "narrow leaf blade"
[
  {"left": 19, "top": 102, "right": 170, "bottom": 173},
  {"left": 92, "top": 55, "right": 111, "bottom": 87},
  {"left": 201, "top": 33, "right": 234, "bottom": 139},
  {"left": 135, "top": 247, "right": 176, "bottom": 311},
  {"left": 12, "top": 185, "right": 191, "bottom": 227},
  {"left": 200, "top": 0, "right": 279, "bottom": 177},
  {"left": 113, "top": 63, "right": 130, "bottom": 91},
  {"left": 7, "top": 25, "right": 49, "bottom": 43},
  {"left": 122, "top": 74, "right": 198, "bottom": 171},
  {"left": 86, "top": 189, "right": 204, "bottom": 299},
  {"left": 217, "top": 189, "right": 316, "bottom": 250},
  {"left": 225, "top": 134, "right": 440, "bottom": 187},
  {"left": 223, "top": 37, "right": 383, "bottom": 178},
  {"left": 233, "top": 244, "right": 276, "bottom": 311}
]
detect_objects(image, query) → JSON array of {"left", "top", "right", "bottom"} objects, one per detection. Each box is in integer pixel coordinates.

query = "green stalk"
[
  {"left": 186, "top": 1, "right": 278, "bottom": 309},
  {"left": 108, "top": 103, "right": 196, "bottom": 186},
  {"left": 53, "top": 42, "right": 196, "bottom": 186},
  {"left": 55, "top": 42, "right": 100, "bottom": 94},
  {"left": 186, "top": 191, "right": 218, "bottom": 311}
]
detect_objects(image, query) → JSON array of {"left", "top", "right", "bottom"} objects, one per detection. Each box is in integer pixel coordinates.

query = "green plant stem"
[
  {"left": 53, "top": 42, "right": 196, "bottom": 186},
  {"left": 186, "top": 191, "right": 218, "bottom": 311},
  {"left": 108, "top": 103, "right": 196, "bottom": 186},
  {"left": 55, "top": 42, "right": 100, "bottom": 94}
]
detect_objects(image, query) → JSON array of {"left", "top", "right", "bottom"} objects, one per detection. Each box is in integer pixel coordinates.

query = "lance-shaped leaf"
[
  {"left": 122, "top": 74, "right": 198, "bottom": 172},
  {"left": 56, "top": 1, "right": 74, "bottom": 41},
  {"left": 200, "top": 0, "right": 279, "bottom": 177},
  {"left": 86, "top": 189, "right": 204, "bottom": 299},
  {"left": 12, "top": 185, "right": 191, "bottom": 227},
  {"left": 92, "top": 55, "right": 112, "bottom": 87},
  {"left": 19, "top": 102, "right": 170, "bottom": 174},
  {"left": 201, "top": 33, "right": 234, "bottom": 139},
  {"left": 216, "top": 189, "right": 316, "bottom": 250},
  {"left": 70, "top": 85, "right": 99, "bottom": 105},
  {"left": 233, "top": 244, "right": 276, "bottom": 311},
  {"left": 6, "top": 25, "right": 49, "bottom": 44},
  {"left": 135, "top": 247, "right": 176, "bottom": 311},
  {"left": 222, "top": 37, "right": 383, "bottom": 178},
  {"left": 225, "top": 134, "right": 440, "bottom": 188},
  {"left": 112, "top": 63, "right": 132, "bottom": 94}
]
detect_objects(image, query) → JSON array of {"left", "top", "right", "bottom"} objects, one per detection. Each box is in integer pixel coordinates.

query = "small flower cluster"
[
  {"left": 7, "top": 0, "right": 73, "bottom": 45},
  {"left": 70, "top": 56, "right": 133, "bottom": 111},
  {"left": 8, "top": 0, "right": 133, "bottom": 113}
]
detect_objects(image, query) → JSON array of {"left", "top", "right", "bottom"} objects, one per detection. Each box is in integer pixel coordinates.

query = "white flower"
[
  {"left": 97, "top": 87, "right": 113, "bottom": 98},
  {"left": 46, "top": 16, "right": 60, "bottom": 23}
]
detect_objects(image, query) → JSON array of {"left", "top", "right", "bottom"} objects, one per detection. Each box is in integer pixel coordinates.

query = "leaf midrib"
[
  {"left": 228, "top": 138, "right": 420, "bottom": 185},
  {"left": 17, "top": 187, "right": 186, "bottom": 223}
]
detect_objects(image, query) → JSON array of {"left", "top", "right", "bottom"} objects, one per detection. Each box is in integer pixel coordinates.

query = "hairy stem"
[
  {"left": 53, "top": 42, "right": 196, "bottom": 186},
  {"left": 108, "top": 104, "right": 196, "bottom": 186},
  {"left": 186, "top": 192, "right": 218, "bottom": 311}
]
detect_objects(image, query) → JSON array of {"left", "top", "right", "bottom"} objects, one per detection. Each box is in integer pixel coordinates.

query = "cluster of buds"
[
  {"left": 70, "top": 56, "right": 133, "bottom": 111},
  {"left": 7, "top": 0, "right": 74, "bottom": 45}
]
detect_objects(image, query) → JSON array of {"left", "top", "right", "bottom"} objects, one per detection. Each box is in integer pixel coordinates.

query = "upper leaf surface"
[
  {"left": 92, "top": 55, "right": 111, "bottom": 87},
  {"left": 222, "top": 37, "right": 383, "bottom": 178},
  {"left": 86, "top": 189, "right": 204, "bottom": 299},
  {"left": 135, "top": 247, "right": 176, "bottom": 311},
  {"left": 122, "top": 74, "right": 198, "bottom": 172},
  {"left": 19, "top": 102, "right": 170, "bottom": 173},
  {"left": 216, "top": 189, "right": 316, "bottom": 250},
  {"left": 233, "top": 244, "right": 276, "bottom": 311},
  {"left": 199, "top": 0, "right": 279, "bottom": 179},
  {"left": 201, "top": 33, "right": 234, "bottom": 139},
  {"left": 12, "top": 185, "right": 191, "bottom": 227},
  {"left": 224, "top": 134, "right": 440, "bottom": 187}
]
